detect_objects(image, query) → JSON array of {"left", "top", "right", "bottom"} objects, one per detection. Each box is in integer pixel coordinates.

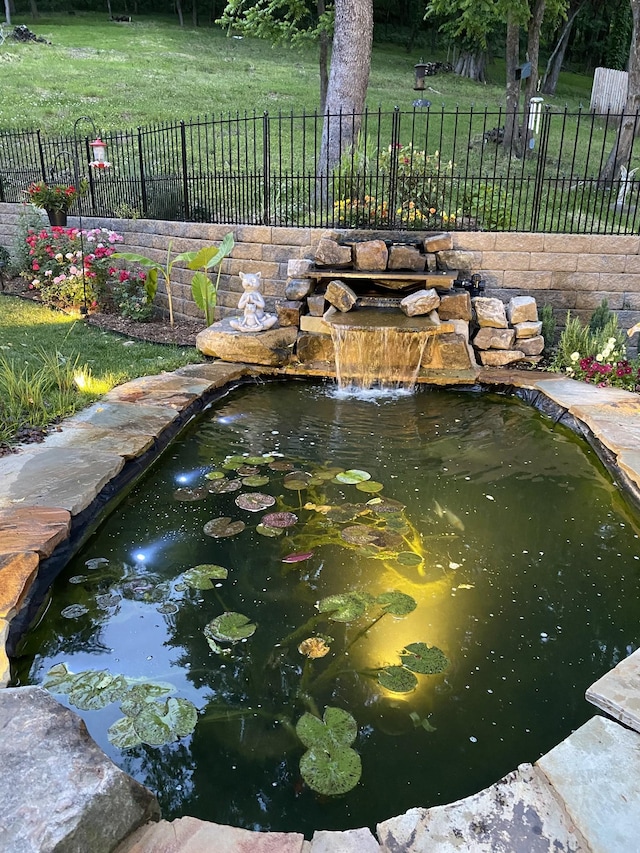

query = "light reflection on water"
[{"left": 12, "top": 381, "right": 640, "bottom": 837}]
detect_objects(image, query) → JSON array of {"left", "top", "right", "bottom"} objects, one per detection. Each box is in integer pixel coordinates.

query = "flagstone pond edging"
[{"left": 1, "top": 362, "right": 639, "bottom": 852}]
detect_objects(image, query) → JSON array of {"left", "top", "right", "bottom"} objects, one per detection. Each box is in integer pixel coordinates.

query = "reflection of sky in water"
[{"left": 14, "top": 382, "right": 640, "bottom": 836}]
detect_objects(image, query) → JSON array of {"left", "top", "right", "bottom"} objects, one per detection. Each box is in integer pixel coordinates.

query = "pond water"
[{"left": 12, "top": 381, "right": 640, "bottom": 836}]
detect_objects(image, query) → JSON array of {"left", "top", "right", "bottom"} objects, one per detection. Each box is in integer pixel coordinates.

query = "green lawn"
[
  {"left": 0, "top": 12, "right": 591, "bottom": 135},
  {"left": 0, "top": 295, "right": 203, "bottom": 449}
]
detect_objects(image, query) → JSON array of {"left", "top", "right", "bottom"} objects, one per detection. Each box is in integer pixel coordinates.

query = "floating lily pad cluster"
[
  {"left": 377, "top": 642, "right": 450, "bottom": 693},
  {"left": 43, "top": 663, "right": 197, "bottom": 748},
  {"left": 296, "top": 707, "right": 362, "bottom": 795}
]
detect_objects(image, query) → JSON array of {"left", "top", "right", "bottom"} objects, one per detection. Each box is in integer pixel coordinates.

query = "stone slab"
[
  {"left": 616, "top": 449, "right": 640, "bottom": 489},
  {"left": 478, "top": 350, "right": 525, "bottom": 367},
  {"left": 377, "top": 763, "right": 587, "bottom": 852},
  {"left": 68, "top": 400, "right": 181, "bottom": 434},
  {"left": 173, "top": 362, "right": 250, "bottom": 389},
  {"left": 0, "top": 447, "right": 125, "bottom": 515},
  {"left": 0, "top": 552, "right": 39, "bottom": 620},
  {"left": 0, "top": 618, "right": 9, "bottom": 688},
  {"left": 300, "top": 314, "right": 333, "bottom": 335},
  {"left": 0, "top": 686, "right": 160, "bottom": 853},
  {"left": 534, "top": 378, "right": 636, "bottom": 410},
  {"left": 0, "top": 506, "right": 71, "bottom": 556},
  {"left": 196, "top": 320, "right": 298, "bottom": 365},
  {"left": 115, "top": 816, "right": 305, "bottom": 852},
  {"left": 35, "top": 423, "right": 156, "bottom": 459},
  {"left": 308, "top": 827, "right": 381, "bottom": 852},
  {"left": 102, "top": 372, "right": 213, "bottom": 408},
  {"left": 536, "top": 715, "right": 640, "bottom": 853},
  {"left": 586, "top": 648, "right": 640, "bottom": 733}
]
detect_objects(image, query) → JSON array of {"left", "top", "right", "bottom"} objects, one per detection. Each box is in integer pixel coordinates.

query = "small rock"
[
  {"left": 439, "top": 291, "right": 472, "bottom": 321},
  {"left": 276, "top": 300, "right": 302, "bottom": 327},
  {"left": 388, "top": 244, "right": 426, "bottom": 271},
  {"left": 423, "top": 233, "right": 453, "bottom": 253},
  {"left": 473, "top": 327, "right": 516, "bottom": 350},
  {"left": 473, "top": 297, "right": 508, "bottom": 328},
  {"left": 518, "top": 335, "right": 545, "bottom": 355},
  {"left": 353, "top": 239, "right": 388, "bottom": 271},
  {"left": 307, "top": 294, "right": 326, "bottom": 316},
  {"left": 400, "top": 288, "right": 440, "bottom": 317},
  {"left": 514, "top": 320, "right": 543, "bottom": 339},
  {"left": 507, "top": 295, "right": 538, "bottom": 324},
  {"left": 315, "top": 238, "right": 352, "bottom": 267},
  {"left": 479, "top": 349, "right": 526, "bottom": 366},
  {"left": 287, "top": 258, "right": 314, "bottom": 278},
  {"left": 285, "top": 278, "right": 314, "bottom": 300},
  {"left": 325, "top": 280, "right": 357, "bottom": 312}
]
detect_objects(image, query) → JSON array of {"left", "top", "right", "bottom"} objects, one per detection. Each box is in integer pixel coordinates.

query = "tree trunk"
[
  {"left": 192, "top": 0, "right": 198, "bottom": 26},
  {"left": 454, "top": 50, "right": 487, "bottom": 82},
  {"left": 29, "top": 0, "right": 38, "bottom": 18},
  {"left": 3, "top": 0, "right": 9, "bottom": 24},
  {"left": 503, "top": 12, "right": 521, "bottom": 153},
  {"left": 599, "top": 0, "right": 640, "bottom": 183},
  {"left": 176, "top": 0, "right": 185, "bottom": 27},
  {"left": 106, "top": 0, "right": 112, "bottom": 18},
  {"left": 541, "top": 0, "right": 584, "bottom": 94},
  {"left": 318, "top": 0, "right": 329, "bottom": 114},
  {"left": 318, "top": 0, "right": 373, "bottom": 176},
  {"left": 522, "top": 0, "right": 546, "bottom": 156}
]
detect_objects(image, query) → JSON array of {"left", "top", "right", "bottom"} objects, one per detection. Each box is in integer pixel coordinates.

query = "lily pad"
[
  {"left": 120, "top": 682, "right": 174, "bottom": 717},
  {"left": 245, "top": 454, "right": 275, "bottom": 465},
  {"left": 284, "top": 471, "right": 312, "bottom": 485},
  {"left": 312, "top": 467, "right": 344, "bottom": 481},
  {"left": 205, "top": 470, "right": 225, "bottom": 480},
  {"left": 399, "top": 642, "right": 449, "bottom": 675},
  {"left": 396, "top": 551, "right": 423, "bottom": 567},
  {"left": 378, "top": 666, "right": 418, "bottom": 693},
  {"left": 355, "top": 481, "right": 384, "bottom": 494},
  {"left": 235, "top": 492, "right": 276, "bottom": 512},
  {"left": 43, "top": 663, "right": 79, "bottom": 694},
  {"left": 296, "top": 707, "right": 358, "bottom": 750},
  {"left": 183, "top": 564, "right": 229, "bottom": 589},
  {"left": 256, "top": 523, "right": 283, "bottom": 538},
  {"left": 173, "top": 487, "right": 207, "bottom": 501},
  {"left": 207, "top": 478, "right": 242, "bottom": 494},
  {"left": 95, "top": 592, "right": 122, "bottom": 610},
  {"left": 205, "top": 611, "right": 257, "bottom": 642},
  {"left": 282, "top": 551, "right": 314, "bottom": 563},
  {"left": 326, "top": 504, "right": 367, "bottom": 524},
  {"left": 85, "top": 557, "right": 109, "bottom": 570},
  {"left": 132, "top": 697, "right": 198, "bottom": 746},
  {"left": 376, "top": 591, "right": 417, "bottom": 616},
  {"left": 299, "top": 746, "right": 361, "bottom": 796},
  {"left": 316, "top": 591, "right": 375, "bottom": 622},
  {"left": 61, "top": 604, "right": 89, "bottom": 619},
  {"left": 69, "top": 575, "right": 89, "bottom": 584},
  {"left": 283, "top": 479, "right": 310, "bottom": 491},
  {"left": 242, "top": 475, "right": 270, "bottom": 487},
  {"left": 222, "top": 455, "right": 247, "bottom": 470},
  {"left": 157, "top": 602, "right": 179, "bottom": 615},
  {"left": 107, "top": 716, "right": 143, "bottom": 749},
  {"left": 370, "top": 498, "right": 406, "bottom": 514},
  {"left": 67, "top": 670, "right": 128, "bottom": 711},
  {"left": 261, "top": 511, "right": 298, "bottom": 528},
  {"left": 340, "top": 525, "right": 381, "bottom": 547},
  {"left": 236, "top": 465, "right": 260, "bottom": 476},
  {"left": 203, "top": 517, "right": 246, "bottom": 538},
  {"left": 269, "top": 460, "right": 294, "bottom": 471},
  {"left": 334, "top": 469, "right": 371, "bottom": 485}
]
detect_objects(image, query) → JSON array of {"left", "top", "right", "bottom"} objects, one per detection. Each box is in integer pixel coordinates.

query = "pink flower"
[{"left": 32, "top": 262, "right": 40, "bottom": 271}]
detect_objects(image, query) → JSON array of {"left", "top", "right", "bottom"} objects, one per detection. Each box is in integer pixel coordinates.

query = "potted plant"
[{"left": 25, "top": 179, "right": 88, "bottom": 226}]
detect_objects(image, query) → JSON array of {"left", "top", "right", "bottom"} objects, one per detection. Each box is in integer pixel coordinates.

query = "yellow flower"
[{"left": 298, "top": 637, "right": 330, "bottom": 659}]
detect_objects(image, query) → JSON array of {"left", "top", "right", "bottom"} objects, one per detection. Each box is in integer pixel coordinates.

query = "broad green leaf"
[
  {"left": 256, "top": 523, "right": 283, "bottom": 537},
  {"left": 67, "top": 670, "right": 128, "bottom": 711},
  {"left": 108, "top": 716, "right": 143, "bottom": 749},
  {"left": 120, "top": 682, "right": 174, "bottom": 718},
  {"left": 205, "top": 611, "right": 257, "bottom": 642},
  {"left": 205, "top": 470, "right": 225, "bottom": 480},
  {"left": 191, "top": 270, "right": 215, "bottom": 312},
  {"left": 43, "top": 662, "right": 78, "bottom": 694},
  {"left": 396, "top": 551, "right": 423, "bottom": 566},
  {"left": 376, "top": 590, "right": 417, "bottom": 616},
  {"left": 164, "top": 697, "right": 198, "bottom": 737},
  {"left": 112, "top": 251, "right": 159, "bottom": 269},
  {"left": 335, "top": 469, "right": 371, "bottom": 485},
  {"left": 145, "top": 267, "right": 158, "bottom": 300},
  {"left": 296, "top": 708, "right": 358, "bottom": 750},
  {"left": 316, "top": 591, "right": 375, "bottom": 622},
  {"left": 299, "top": 746, "right": 361, "bottom": 796},
  {"left": 399, "top": 642, "right": 449, "bottom": 675},
  {"left": 242, "top": 475, "right": 270, "bottom": 487},
  {"left": 355, "top": 480, "right": 384, "bottom": 493},
  {"left": 132, "top": 701, "right": 173, "bottom": 746},
  {"left": 183, "top": 564, "right": 229, "bottom": 590},
  {"left": 203, "top": 517, "right": 246, "bottom": 538},
  {"left": 378, "top": 666, "right": 418, "bottom": 693}
]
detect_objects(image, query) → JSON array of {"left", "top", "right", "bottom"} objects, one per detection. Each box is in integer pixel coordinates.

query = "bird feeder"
[
  {"left": 89, "top": 137, "right": 110, "bottom": 169},
  {"left": 414, "top": 62, "right": 428, "bottom": 91}
]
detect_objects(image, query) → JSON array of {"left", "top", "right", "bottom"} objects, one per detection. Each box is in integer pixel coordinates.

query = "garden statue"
[{"left": 229, "top": 271, "right": 277, "bottom": 332}]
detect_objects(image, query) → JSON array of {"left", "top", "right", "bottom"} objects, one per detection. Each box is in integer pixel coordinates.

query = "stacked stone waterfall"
[{"left": 472, "top": 296, "right": 544, "bottom": 366}]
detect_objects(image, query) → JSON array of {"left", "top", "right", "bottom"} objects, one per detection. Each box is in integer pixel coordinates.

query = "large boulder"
[
  {"left": 196, "top": 320, "right": 298, "bottom": 366},
  {"left": 0, "top": 686, "right": 160, "bottom": 853}
]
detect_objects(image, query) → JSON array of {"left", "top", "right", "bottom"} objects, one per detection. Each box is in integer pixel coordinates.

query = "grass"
[
  {"left": 0, "top": 12, "right": 593, "bottom": 134},
  {"left": 0, "top": 295, "right": 203, "bottom": 449}
]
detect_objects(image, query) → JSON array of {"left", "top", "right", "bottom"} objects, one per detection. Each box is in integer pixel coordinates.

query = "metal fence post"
[
  {"left": 530, "top": 107, "right": 551, "bottom": 232},
  {"left": 388, "top": 107, "right": 401, "bottom": 227},
  {"left": 180, "top": 120, "right": 190, "bottom": 220},
  {"left": 137, "top": 128, "right": 148, "bottom": 217},
  {"left": 263, "top": 111, "right": 271, "bottom": 225}
]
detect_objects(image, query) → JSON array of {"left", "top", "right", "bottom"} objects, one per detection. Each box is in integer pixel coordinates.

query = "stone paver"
[
  {"left": 0, "top": 506, "right": 71, "bottom": 556},
  {"left": 0, "top": 447, "right": 125, "bottom": 514},
  {"left": 536, "top": 715, "right": 640, "bottom": 853},
  {"left": 35, "top": 422, "right": 156, "bottom": 458},
  {"left": 69, "top": 400, "right": 180, "bottom": 434},
  {"left": 114, "top": 816, "right": 306, "bottom": 853},
  {"left": 377, "top": 763, "right": 588, "bottom": 852},
  {"left": 0, "top": 618, "right": 9, "bottom": 687},
  {"left": 308, "top": 828, "right": 381, "bottom": 852},
  {"left": 0, "top": 552, "right": 39, "bottom": 620},
  {"left": 586, "top": 647, "right": 640, "bottom": 734}
]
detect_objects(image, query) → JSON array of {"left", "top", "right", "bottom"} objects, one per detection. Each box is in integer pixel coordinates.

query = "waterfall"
[{"left": 329, "top": 310, "right": 435, "bottom": 391}]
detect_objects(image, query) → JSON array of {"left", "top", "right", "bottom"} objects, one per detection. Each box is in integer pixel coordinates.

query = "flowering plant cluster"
[
  {"left": 25, "top": 179, "right": 88, "bottom": 213},
  {"left": 22, "top": 225, "right": 149, "bottom": 315},
  {"left": 109, "top": 267, "right": 154, "bottom": 321},
  {"left": 564, "top": 337, "right": 640, "bottom": 390},
  {"left": 333, "top": 195, "right": 389, "bottom": 227}
]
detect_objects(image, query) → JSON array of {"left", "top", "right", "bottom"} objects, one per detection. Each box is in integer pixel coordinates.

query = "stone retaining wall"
[{"left": 2, "top": 203, "right": 639, "bottom": 334}]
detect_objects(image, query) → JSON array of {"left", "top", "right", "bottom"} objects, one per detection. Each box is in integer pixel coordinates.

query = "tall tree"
[
  {"left": 4, "top": 0, "right": 11, "bottom": 24},
  {"left": 318, "top": 0, "right": 373, "bottom": 174},
  {"left": 599, "top": 0, "right": 640, "bottom": 183},
  {"left": 540, "top": 0, "right": 586, "bottom": 94}
]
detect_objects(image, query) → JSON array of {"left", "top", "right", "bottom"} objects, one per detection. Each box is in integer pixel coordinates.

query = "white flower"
[
  {"left": 596, "top": 353, "right": 603, "bottom": 362},
  {"left": 570, "top": 352, "right": 580, "bottom": 362}
]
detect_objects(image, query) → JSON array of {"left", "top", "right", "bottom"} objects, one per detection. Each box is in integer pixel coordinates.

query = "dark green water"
[{"left": 12, "top": 381, "right": 640, "bottom": 836}]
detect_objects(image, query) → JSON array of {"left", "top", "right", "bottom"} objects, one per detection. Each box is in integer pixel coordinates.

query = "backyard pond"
[{"left": 11, "top": 381, "right": 640, "bottom": 836}]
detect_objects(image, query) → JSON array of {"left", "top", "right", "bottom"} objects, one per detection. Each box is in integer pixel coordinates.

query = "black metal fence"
[{"left": 1, "top": 107, "right": 639, "bottom": 234}]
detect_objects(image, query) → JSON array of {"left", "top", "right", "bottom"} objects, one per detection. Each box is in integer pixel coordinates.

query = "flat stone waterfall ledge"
[{"left": 196, "top": 319, "right": 298, "bottom": 366}]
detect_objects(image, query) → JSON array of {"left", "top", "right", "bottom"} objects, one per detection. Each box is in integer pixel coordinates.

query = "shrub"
[
  {"left": 462, "top": 183, "right": 514, "bottom": 230},
  {"left": 111, "top": 269, "right": 155, "bottom": 321},
  {"left": 540, "top": 304, "right": 556, "bottom": 355}
]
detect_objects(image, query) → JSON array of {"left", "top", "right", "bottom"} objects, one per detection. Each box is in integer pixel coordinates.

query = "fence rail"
[{"left": 1, "top": 107, "right": 639, "bottom": 234}]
